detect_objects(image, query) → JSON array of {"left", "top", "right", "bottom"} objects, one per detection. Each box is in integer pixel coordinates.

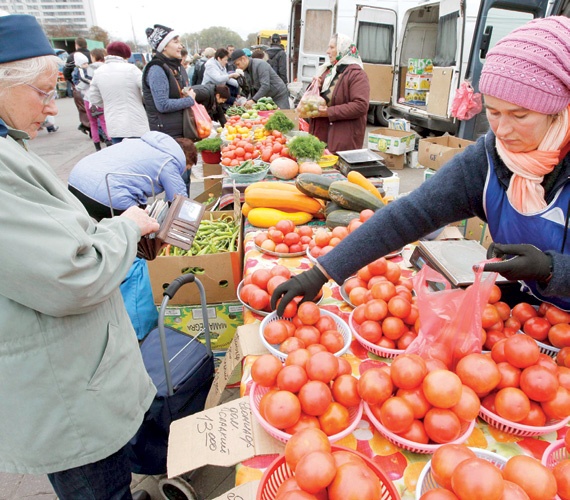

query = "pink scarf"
[{"left": 496, "top": 106, "right": 570, "bottom": 213}]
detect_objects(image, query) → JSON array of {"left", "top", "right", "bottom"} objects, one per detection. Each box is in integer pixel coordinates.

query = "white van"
[{"left": 287, "top": 0, "right": 569, "bottom": 140}]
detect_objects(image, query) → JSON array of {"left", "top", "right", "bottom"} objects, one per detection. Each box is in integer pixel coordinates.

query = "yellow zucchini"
[
  {"left": 245, "top": 188, "right": 323, "bottom": 214},
  {"left": 347, "top": 170, "right": 386, "bottom": 203},
  {"left": 247, "top": 208, "right": 313, "bottom": 227},
  {"left": 244, "top": 182, "right": 301, "bottom": 194}
]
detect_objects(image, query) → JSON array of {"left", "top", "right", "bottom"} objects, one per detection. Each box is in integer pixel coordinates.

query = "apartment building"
[{"left": 0, "top": 0, "right": 97, "bottom": 35}]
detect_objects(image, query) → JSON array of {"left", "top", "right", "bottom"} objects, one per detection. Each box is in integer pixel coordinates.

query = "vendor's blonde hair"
[{"left": 0, "top": 55, "right": 60, "bottom": 93}]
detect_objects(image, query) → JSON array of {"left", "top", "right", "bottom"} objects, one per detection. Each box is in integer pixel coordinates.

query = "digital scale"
[
  {"left": 409, "top": 239, "right": 513, "bottom": 288},
  {"left": 335, "top": 149, "right": 394, "bottom": 178}
]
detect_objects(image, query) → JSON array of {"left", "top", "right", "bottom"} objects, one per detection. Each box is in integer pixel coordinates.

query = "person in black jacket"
[
  {"left": 63, "top": 37, "right": 91, "bottom": 134},
  {"left": 266, "top": 33, "right": 288, "bottom": 84},
  {"left": 191, "top": 83, "right": 229, "bottom": 126}
]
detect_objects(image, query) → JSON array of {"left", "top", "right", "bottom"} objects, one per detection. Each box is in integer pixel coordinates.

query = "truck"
[
  {"left": 256, "top": 29, "right": 288, "bottom": 50},
  {"left": 287, "top": 0, "right": 569, "bottom": 140}
]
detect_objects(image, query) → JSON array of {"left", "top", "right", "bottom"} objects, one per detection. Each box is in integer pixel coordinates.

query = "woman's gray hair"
[{"left": 0, "top": 55, "right": 60, "bottom": 92}]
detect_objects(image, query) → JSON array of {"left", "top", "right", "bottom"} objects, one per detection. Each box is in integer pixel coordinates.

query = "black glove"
[
  {"left": 270, "top": 267, "right": 328, "bottom": 317},
  {"left": 483, "top": 243, "right": 552, "bottom": 282}
]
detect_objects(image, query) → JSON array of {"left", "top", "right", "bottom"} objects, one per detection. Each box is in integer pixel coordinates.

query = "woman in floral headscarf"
[{"left": 309, "top": 33, "right": 370, "bottom": 153}]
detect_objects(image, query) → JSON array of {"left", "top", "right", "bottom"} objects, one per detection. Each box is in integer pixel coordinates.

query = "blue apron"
[{"left": 483, "top": 147, "right": 570, "bottom": 310}]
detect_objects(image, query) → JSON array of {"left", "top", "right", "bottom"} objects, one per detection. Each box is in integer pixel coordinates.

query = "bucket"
[{"left": 200, "top": 150, "right": 221, "bottom": 164}]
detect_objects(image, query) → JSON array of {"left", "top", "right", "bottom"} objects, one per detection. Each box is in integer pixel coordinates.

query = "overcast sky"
[{"left": 92, "top": 0, "right": 291, "bottom": 45}]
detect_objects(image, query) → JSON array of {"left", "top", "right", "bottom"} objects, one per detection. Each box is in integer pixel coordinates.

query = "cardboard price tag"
[
  {"left": 167, "top": 397, "right": 283, "bottom": 478},
  {"left": 212, "top": 480, "right": 260, "bottom": 500}
]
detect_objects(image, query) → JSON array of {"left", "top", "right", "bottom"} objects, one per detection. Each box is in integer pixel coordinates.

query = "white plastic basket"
[{"left": 259, "top": 308, "right": 352, "bottom": 362}]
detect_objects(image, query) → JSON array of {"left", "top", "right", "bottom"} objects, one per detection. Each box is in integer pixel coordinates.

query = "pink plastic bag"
[
  {"left": 405, "top": 263, "right": 498, "bottom": 369},
  {"left": 296, "top": 79, "right": 326, "bottom": 119},
  {"left": 451, "top": 80, "right": 483, "bottom": 121}
]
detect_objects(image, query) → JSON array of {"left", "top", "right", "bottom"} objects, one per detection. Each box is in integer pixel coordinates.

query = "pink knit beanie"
[{"left": 479, "top": 16, "right": 570, "bottom": 115}]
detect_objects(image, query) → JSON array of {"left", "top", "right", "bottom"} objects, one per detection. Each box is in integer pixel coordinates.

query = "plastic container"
[
  {"left": 260, "top": 309, "right": 352, "bottom": 362},
  {"left": 415, "top": 448, "right": 507, "bottom": 499},
  {"left": 223, "top": 161, "right": 269, "bottom": 183},
  {"left": 541, "top": 439, "right": 569, "bottom": 468},
  {"left": 200, "top": 150, "right": 221, "bottom": 164},
  {"left": 256, "top": 444, "right": 400, "bottom": 500},
  {"left": 250, "top": 382, "right": 363, "bottom": 444},
  {"left": 317, "top": 154, "right": 339, "bottom": 168},
  {"left": 478, "top": 405, "right": 570, "bottom": 438},
  {"left": 364, "top": 402, "right": 476, "bottom": 455},
  {"left": 348, "top": 309, "right": 405, "bottom": 359},
  {"left": 255, "top": 243, "right": 307, "bottom": 258}
]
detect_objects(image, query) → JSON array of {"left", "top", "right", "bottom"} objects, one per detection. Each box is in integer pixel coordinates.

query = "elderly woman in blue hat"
[{"left": 0, "top": 14, "right": 158, "bottom": 500}]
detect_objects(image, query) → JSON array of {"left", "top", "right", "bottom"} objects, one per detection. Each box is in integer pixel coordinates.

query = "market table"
[{"left": 231, "top": 229, "right": 569, "bottom": 499}]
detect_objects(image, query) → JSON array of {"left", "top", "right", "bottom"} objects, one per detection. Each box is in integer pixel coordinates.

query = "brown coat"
[{"left": 309, "top": 64, "right": 370, "bottom": 153}]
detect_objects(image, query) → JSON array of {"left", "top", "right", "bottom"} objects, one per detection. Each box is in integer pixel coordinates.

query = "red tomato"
[
  {"left": 388, "top": 295, "right": 412, "bottom": 319},
  {"left": 295, "top": 450, "right": 336, "bottom": 494},
  {"left": 390, "top": 354, "right": 427, "bottom": 390},
  {"left": 264, "top": 320, "right": 291, "bottom": 345},
  {"left": 422, "top": 370, "right": 463, "bottom": 408},
  {"left": 519, "top": 364, "right": 559, "bottom": 402},
  {"left": 488, "top": 285, "right": 502, "bottom": 304},
  {"left": 504, "top": 334, "right": 540, "bottom": 369},
  {"left": 318, "top": 402, "right": 350, "bottom": 436},
  {"left": 280, "top": 336, "right": 306, "bottom": 354},
  {"left": 285, "top": 348, "right": 310, "bottom": 368},
  {"left": 424, "top": 408, "right": 462, "bottom": 443},
  {"left": 251, "top": 268, "right": 272, "bottom": 290},
  {"left": 397, "top": 386, "right": 432, "bottom": 419},
  {"left": 297, "top": 302, "right": 321, "bottom": 326},
  {"left": 249, "top": 288, "right": 270, "bottom": 311},
  {"left": 264, "top": 390, "right": 302, "bottom": 429},
  {"left": 502, "top": 455, "right": 558, "bottom": 500},
  {"left": 381, "top": 316, "right": 407, "bottom": 341},
  {"left": 305, "top": 351, "right": 338, "bottom": 384},
  {"left": 431, "top": 443, "right": 477, "bottom": 490},
  {"left": 295, "top": 325, "right": 321, "bottom": 347},
  {"left": 512, "top": 302, "right": 538, "bottom": 325},
  {"left": 545, "top": 305, "right": 570, "bottom": 325},
  {"left": 277, "top": 364, "right": 308, "bottom": 393},
  {"left": 284, "top": 412, "right": 321, "bottom": 435},
  {"left": 420, "top": 488, "right": 460, "bottom": 499},
  {"left": 455, "top": 353, "right": 501, "bottom": 396},
  {"left": 518, "top": 400, "right": 547, "bottom": 427},
  {"left": 284, "top": 427, "right": 331, "bottom": 472},
  {"left": 298, "top": 380, "right": 333, "bottom": 416},
  {"left": 451, "top": 458, "right": 505, "bottom": 500},
  {"left": 364, "top": 299, "right": 389, "bottom": 322},
  {"left": 496, "top": 361, "right": 521, "bottom": 389},
  {"left": 495, "top": 387, "right": 531, "bottom": 422},
  {"left": 553, "top": 459, "right": 570, "bottom": 500},
  {"left": 541, "top": 386, "right": 570, "bottom": 420},
  {"left": 314, "top": 315, "right": 336, "bottom": 334},
  {"left": 332, "top": 374, "right": 361, "bottom": 407},
  {"left": 251, "top": 353, "right": 283, "bottom": 387},
  {"left": 357, "top": 367, "right": 393, "bottom": 406},
  {"left": 327, "top": 462, "right": 381, "bottom": 500},
  {"left": 450, "top": 384, "right": 480, "bottom": 422},
  {"left": 482, "top": 304, "right": 502, "bottom": 329},
  {"left": 548, "top": 323, "right": 570, "bottom": 348},
  {"left": 336, "top": 357, "right": 352, "bottom": 377},
  {"left": 379, "top": 396, "right": 414, "bottom": 434},
  {"left": 319, "top": 329, "right": 345, "bottom": 354},
  {"left": 523, "top": 316, "right": 551, "bottom": 341}
]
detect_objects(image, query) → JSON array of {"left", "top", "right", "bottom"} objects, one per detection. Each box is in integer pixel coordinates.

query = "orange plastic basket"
[{"left": 256, "top": 445, "right": 401, "bottom": 500}]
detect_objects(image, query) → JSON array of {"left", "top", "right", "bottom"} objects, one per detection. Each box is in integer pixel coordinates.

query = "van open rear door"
[
  {"left": 458, "top": 0, "right": 551, "bottom": 139},
  {"left": 289, "top": 0, "right": 337, "bottom": 88},
  {"left": 354, "top": 4, "right": 397, "bottom": 118}
]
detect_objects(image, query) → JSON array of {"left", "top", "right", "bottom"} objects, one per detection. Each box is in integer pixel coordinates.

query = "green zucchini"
[
  {"left": 295, "top": 173, "right": 334, "bottom": 200},
  {"left": 324, "top": 201, "right": 342, "bottom": 217},
  {"left": 326, "top": 209, "right": 361, "bottom": 228},
  {"left": 328, "top": 180, "right": 385, "bottom": 212}
]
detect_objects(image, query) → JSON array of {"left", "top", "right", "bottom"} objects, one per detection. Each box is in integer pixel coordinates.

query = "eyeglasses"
[{"left": 25, "top": 83, "right": 56, "bottom": 106}]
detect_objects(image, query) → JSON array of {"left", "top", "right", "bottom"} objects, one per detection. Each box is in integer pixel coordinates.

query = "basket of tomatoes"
[
  {"left": 415, "top": 445, "right": 507, "bottom": 499},
  {"left": 472, "top": 333, "right": 570, "bottom": 438},
  {"left": 541, "top": 434, "right": 570, "bottom": 499},
  {"left": 259, "top": 303, "right": 352, "bottom": 362},
  {"left": 348, "top": 309, "right": 405, "bottom": 359},
  {"left": 256, "top": 430, "right": 400, "bottom": 500},
  {"left": 359, "top": 354, "right": 479, "bottom": 454}
]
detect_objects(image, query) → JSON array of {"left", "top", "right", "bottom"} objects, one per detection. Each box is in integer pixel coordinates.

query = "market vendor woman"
[{"left": 272, "top": 16, "right": 570, "bottom": 315}]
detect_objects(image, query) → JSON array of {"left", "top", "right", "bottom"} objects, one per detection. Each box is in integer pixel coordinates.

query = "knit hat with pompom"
[{"left": 479, "top": 16, "right": 570, "bottom": 115}]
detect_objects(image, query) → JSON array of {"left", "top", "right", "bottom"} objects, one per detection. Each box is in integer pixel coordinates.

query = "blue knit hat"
[{"left": 0, "top": 15, "right": 55, "bottom": 63}]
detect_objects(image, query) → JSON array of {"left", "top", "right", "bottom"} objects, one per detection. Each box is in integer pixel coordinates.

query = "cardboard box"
[
  {"left": 164, "top": 301, "right": 244, "bottom": 351},
  {"left": 388, "top": 118, "right": 411, "bottom": 131},
  {"left": 377, "top": 151, "right": 405, "bottom": 171},
  {"left": 465, "top": 217, "right": 493, "bottom": 249},
  {"left": 147, "top": 208, "right": 243, "bottom": 305},
  {"left": 418, "top": 135, "right": 476, "bottom": 171},
  {"left": 408, "top": 58, "right": 433, "bottom": 75},
  {"left": 368, "top": 127, "right": 416, "bottom": 155},
  {"left": 193, "top": 181, "right": 222, "bottom": 211},
  {"left": 405, "top": 88, "right": 428, "bottom": 106},
  {"left": 405, "top": 73, "right": 432, "bottom": 90},
  {"left": 372, "top": 172, "right": 400, "bottom": 197},
  {"left": 202, "top": 162, "right": 223, "bottom": 191}
]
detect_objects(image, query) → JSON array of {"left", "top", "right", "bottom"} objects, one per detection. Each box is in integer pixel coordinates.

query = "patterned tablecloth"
[{"left": 234, "top": 230, "right": 568, "bottom": 499}]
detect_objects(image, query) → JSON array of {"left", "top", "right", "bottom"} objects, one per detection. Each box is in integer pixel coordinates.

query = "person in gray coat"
[
  {"left": 230, "top": 48, "right": 290, "bottom": 109},
  {"left": 266, "top": 33, "right": 288, "bottom": 84}
]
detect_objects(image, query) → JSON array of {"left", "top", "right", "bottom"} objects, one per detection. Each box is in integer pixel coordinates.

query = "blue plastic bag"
[{"left": 120, "top": 257, "right": 158, "bottom": 340}]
